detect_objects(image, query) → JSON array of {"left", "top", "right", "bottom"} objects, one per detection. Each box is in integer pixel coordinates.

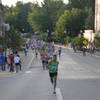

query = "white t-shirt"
[{"left": 14, "top": 56, "right": 20, "bottom": 64}]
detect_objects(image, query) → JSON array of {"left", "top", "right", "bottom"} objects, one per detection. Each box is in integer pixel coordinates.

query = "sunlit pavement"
[
  {"left": 0, "top": 50, "right": 56, "bottom": 100},
  {"left": 57, "top": 48, "right": 100, "bottom": 100},
  {"left": 0, "top": 48, "right": 100, "bottom": 100}
]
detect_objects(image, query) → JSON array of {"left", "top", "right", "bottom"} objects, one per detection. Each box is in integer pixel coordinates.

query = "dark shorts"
[
  {"left": 15, "top": 63, "right": 19, "bottom": 66},
  {"left": 46, "top": 60, "right": 48, "bottom": 64},
  {"left": 49, "top": 72, "right": 58, "bottom": 78},
  {"left": 42, "top": 60, "right": 45, "bottom": 64}
]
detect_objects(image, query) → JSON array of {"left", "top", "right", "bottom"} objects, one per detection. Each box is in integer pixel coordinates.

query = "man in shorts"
[
  {"left": 14, "top": 54, "right": 20, "bottom": 73},
  {"left": 58, "top": 47, "right": 62, "bottom": 58},
  {"left": 48, "top": 52, "right": 59, "bottom": 94}
]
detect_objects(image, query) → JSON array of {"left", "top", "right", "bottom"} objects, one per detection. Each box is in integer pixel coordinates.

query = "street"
[
  {"left": 0, "top": 48, "right": 100, "bottom": 100},
  {"left": 58, "top": 48, "right": 100, "bottom": 100}
]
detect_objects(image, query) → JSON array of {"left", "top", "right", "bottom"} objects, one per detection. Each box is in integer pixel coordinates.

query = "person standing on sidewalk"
[
  {"left": 14, "top": 53, "right": 20, "bottom": 73},
  {"left": 24, "top": 47, "right": 28, "bottom": 56},
  {"left": 9, "top": 53, "right": 14, "bottom": 72},
  {"left": 0, "top": 53, "right": 6, "bottom": 71},
  {"left": 48, "top": 52, "right": 59, "bottom": 94},
  {"left": 41, "top": 50, "right": 46, "bottom": 70}
]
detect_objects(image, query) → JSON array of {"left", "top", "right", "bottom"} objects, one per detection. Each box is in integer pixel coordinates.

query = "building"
[
  {"left": 0, "top": 0, "right": 5, "bottom": 36},
  {"left": 95, "top": 0, "right": 100, "bottom": 33}
]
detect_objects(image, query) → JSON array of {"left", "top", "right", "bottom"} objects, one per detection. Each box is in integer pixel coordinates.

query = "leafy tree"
[
  {"left": 71, "top": 37, "right": 88, "bottom": 49},
  {"left": 85, "top": 8, "right": 94, "bottom": 30},
  {"left": 6, "top": 27, "right": 24, "bottom": 51},
  {"left": 65, "top": 36, "right": 71, "bottom": 45},
  {"left": 5, "top": 1, "right": 32, "bottom": 33},
  {"left": 68, "top": 0, "right": 95, "bottom": 30},
  {"left": 68, "top": 0, "right": 95, "bottom": 10},
  {"left": 56, "top": 9, "right": 87, "bottom": 39},
  {"left": 28, "top": 0, "right": 66, "bottom": 34},
  {"left": 94, "top": 34, "right": 100, "bottom": 48}
]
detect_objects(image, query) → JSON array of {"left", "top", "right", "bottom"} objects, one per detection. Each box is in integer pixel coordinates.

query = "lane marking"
[
  {"left": 56, "top": 88, "right": 63, "bottom": 100},
  {"left": 58, "top": 75, "right": 100, "bottom": 80},
  {"left": 27, "top": 53, "right": 34, "bottom": 69},
  {"left": 24, "top": 53, "right": 34, "bottom": 73},
  {"left": 25, "top": 71, "right": 32, "bottom": 74}
]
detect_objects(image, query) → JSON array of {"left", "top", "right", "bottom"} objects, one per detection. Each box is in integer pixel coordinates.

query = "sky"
[{"left": 2, "top": 0, "right": 68, "bottom": 6}]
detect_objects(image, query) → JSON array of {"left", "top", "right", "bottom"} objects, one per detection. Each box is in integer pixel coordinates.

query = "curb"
[{"left": 0, "top": 72, "right": 16, "bottom": 78}]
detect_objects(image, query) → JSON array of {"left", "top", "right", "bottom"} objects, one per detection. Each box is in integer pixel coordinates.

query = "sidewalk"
[
  {"left": 0, "top": 71, "right": 16, "bottom": 78},
  {"left": 0, "top": 51, "right": 25, "bottom": 78}
]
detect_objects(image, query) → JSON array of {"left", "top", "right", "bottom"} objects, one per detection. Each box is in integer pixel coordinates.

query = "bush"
[
  {"left": 6, "top": 27, "right": 24, "bottom": 51},
  {"left": 23, "top": 33, "right": 32, "bottom": 38},
  {"left": 94, "top": 34, "right": 100, "bottom": 48},
  {"left": 65, "top": 36, "right": 71, "bottom": 45},
  {"left": 72, "top": 37, "right": 88, "bottom": 49},
  {"left": 40, "top": 33, "right": 47, "bottom": 41}
]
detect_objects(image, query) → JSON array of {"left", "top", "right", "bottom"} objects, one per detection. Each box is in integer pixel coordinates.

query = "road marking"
[
  {"left": 25, "top": 71, "right": 32, "bottom": 74},
  {"left": 56, "top": 88, "right": 63, "bottom": 100},
  {"left": 27, "top": 53, "right": 34, "bottom": 68},
  {"left": 25, "top": 53, "right": 34, "bottom": 74},
  {"left": 93, "top": 55, "right": 100, "bottom": 58},
  {"left": 58, "top": 75, "right": 100, "bottom": 80}
]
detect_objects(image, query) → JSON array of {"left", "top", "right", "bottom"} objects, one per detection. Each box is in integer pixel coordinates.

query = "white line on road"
[
  {"left": 25, "top": 71, "right": 32, "bottom": 74},
  {"left": 56, "top": 88, "right": 63, "bottom": 100},
  {"left": 25, "top": 53, "right": 34, "bottom": 74},
  {"left": 27, "top": 53, "right": 34, "bottom": 68}
]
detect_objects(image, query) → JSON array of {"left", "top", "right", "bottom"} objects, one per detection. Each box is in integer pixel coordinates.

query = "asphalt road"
[
  {"left": 0, "top": 48, "right": 100, "bottom": 100},
  {"left": 57, "top": 49, "right": 100, "bottom": 100},
  {"left": 0, "top": 50, "right": 56, "bottom": 100}
]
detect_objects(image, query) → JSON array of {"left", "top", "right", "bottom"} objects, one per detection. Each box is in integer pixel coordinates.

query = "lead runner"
[{"left": 48, "top": 52, "right": 59, "bottom": 94}]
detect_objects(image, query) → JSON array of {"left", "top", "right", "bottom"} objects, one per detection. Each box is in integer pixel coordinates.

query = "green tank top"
[{"left": 49, "top": 60, "right": 59, "bottom": 73}]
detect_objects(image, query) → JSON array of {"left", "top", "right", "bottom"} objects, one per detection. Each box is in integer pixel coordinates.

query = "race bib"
[{"left": 52, "top": 66, "right": 57, "bottom": 71}]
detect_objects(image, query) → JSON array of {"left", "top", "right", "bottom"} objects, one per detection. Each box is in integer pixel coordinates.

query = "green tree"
[
  {"left": 6, "top": 27, "right": 24, "bottom": 51},
  {"left": 28, "top": 0, "right": 66, "bottom": 34},
  {"left": 68, "top": 0, "right": 95, "bottom": 30},
  {"left": 56, "top": 9, "right": 87, "bottom": 39},
  {"left": 94, "top": 34, "right": 100, "bottom": 48},
  {"left": 5, "top": 1, "right": 32, "bottom": 33}
]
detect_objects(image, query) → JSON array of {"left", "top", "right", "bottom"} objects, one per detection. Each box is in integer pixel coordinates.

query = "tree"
[
  {"left": 56, "top": 8, "right": 87, "bottom": 40},
  {"left": 5, "top": 1, "right": 32, "bottom": 33},
  {"left": 28, "top": 0, "right": 66, "bottom": 34},
  {"left": 94, "top": 34, "right": 100, "bottom": 48},
  {"left": 68, "top": 0, "right": 95, "bottom": 30},
  {"left": 68, "top": 0, "right": 95, "bottom": 10},
  {"left": 6, "top": 27, "right": 24, "bottom": 51},
  {"left": 85, "top": 8, "right": 94, "bottom": 30}
]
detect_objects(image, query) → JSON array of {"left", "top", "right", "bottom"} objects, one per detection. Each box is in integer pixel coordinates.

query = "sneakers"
[
  {"left": 53, "top": 89, "right": 56, "bottom": 94},
  {"left": 53, "top": 91, "right": 56, "bottom": 94}
]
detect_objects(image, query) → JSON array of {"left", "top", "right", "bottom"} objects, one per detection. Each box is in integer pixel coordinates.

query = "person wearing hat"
[{"left": 48, "top": 52, "right": 59, "bottom": 94}]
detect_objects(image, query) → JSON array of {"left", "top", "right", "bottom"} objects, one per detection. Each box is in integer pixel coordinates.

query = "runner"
[
  {"left": 48, "top": 52, "right": 59, "bottom": 94},
  {"left": 41, "top": 49, "right": 46, "bottom": 70},
  {"left": 58, "top": 47, "right": 62, "bottom": 58},
  {"left": 35, "top": 48, "right": 38, "bottom": 58},
  {"left": 24, "top": 47, "right": 28, "bottom": 56}
]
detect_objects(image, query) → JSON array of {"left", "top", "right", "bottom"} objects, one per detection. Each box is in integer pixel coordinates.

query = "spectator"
[
  {"left": 0, "top": 53, "right": 6, "bottom": 71},
  {"left": 9, "top": 53, "right": 14, "bottom": 72}
]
